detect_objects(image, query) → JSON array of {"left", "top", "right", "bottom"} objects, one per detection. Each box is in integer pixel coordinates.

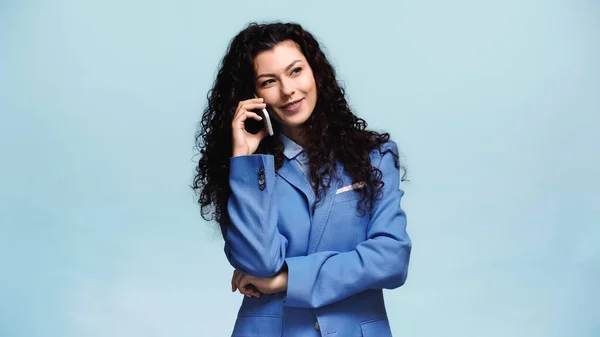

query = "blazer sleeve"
[
  {"left": 224, "top": 154, "right": 288, "bottom": 278},
  {"left": 283, "top": 142, "right": 412, "bottom": 308}
]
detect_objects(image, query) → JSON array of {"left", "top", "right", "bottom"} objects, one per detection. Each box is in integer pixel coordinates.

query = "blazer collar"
[
  {"left": 279, "top": 133, "right": 304, "bottom": 161},
  {"left": 276, "top": 156, "right": 316, "bottom": 207},
  {"left": 277, "top": 158, "right": 345, "bottom": 253}
]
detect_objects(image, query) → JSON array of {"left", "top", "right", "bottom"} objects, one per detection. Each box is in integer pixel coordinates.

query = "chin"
[
  {"left": 283, "top": 114, "right": 311, "bottom": 128},
  {"left": 275, "top": 110, "right": 312, "bottom": 129}
]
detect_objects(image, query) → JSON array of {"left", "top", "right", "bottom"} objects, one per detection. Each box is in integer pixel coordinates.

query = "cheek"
[
  {"left": 304, "top": 73, "right": 317, "bottom": 93},
  {"left": 267, "top": 104, "right": 286, "bottom": 123},
  {"left": 304, "top": 76, "right": 317, "bottom": 104},
  {"left": 262, "top": 96, "right": 280, "bottom": 115}
]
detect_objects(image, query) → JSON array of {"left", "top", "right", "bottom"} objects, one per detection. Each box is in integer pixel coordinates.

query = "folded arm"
[{"left": 224, "top": 154, "right": 288, "bottom": 278}]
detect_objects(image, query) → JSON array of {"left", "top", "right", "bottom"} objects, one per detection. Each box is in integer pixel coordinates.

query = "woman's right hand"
[{"left": 231, "top": 98, "right": 270, "bottom": 157}]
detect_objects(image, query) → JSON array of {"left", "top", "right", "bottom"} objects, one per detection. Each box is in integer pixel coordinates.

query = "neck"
[{"left": 281, "top": 126, "right": 307, "bottom": 148}]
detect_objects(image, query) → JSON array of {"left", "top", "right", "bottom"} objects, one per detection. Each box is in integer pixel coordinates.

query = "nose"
[{"left": 279, "top": 78, "right": 295, "bottom": 98}]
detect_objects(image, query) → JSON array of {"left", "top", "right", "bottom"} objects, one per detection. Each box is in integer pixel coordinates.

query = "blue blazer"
[{"left": 224, "top": 141, "right": 411, "bottom": 337}]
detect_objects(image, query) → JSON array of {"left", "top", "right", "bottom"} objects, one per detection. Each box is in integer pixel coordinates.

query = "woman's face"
[{"left": 253, "top": 40, "right": 317, "bottom": 138}]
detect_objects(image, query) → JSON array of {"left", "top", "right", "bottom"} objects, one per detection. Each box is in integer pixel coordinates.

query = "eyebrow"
[{"left": 256, "top": 60, "right": 303, "bottom": 80}]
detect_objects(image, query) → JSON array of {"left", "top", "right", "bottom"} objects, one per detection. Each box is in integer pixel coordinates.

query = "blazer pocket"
[
  {"left": 335, "top": 182, "right": 365, "bottom": 194},
  {"left": 360, "top": 317, "right": 392, "bottom": 337},
  {"left": 231, "top": 315, "right": 283, "bottom": 337},
  {"left": 333, "top": 182, "right": 365, "bottom": 204}
]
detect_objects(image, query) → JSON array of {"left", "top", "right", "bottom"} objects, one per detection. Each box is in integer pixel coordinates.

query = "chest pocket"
[
  {"left": 322, "top": 186, "right": 370, "bottom": 251},
  {"left": 332, "top": 181, "right": 364, "bottom": 204},
  {"left": 333, "top": 189, "right": 361, "bottom": 204}
]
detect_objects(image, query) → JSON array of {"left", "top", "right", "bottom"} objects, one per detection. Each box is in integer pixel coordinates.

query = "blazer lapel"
[
  {"left": 276, "top": 158, "right": 316, "bottom": 220},
  {"left": 307, "top": 163, "right": 344, "bottom": 253}
]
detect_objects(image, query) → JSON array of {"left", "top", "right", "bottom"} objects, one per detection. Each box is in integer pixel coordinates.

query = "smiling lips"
[{"left": 281, "top": 98, "right": 304, "bottom": 113}]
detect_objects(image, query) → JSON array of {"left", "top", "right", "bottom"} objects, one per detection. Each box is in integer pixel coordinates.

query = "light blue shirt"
[{"left": 280, "top": 133, "right": 309, "bottom": 176}]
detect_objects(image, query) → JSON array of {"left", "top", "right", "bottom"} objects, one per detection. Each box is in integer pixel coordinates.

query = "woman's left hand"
[{"left": 231, "top": 269, "right": 288, "bottom": 297}]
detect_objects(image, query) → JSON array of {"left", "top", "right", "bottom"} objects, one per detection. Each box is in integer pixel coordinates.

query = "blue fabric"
[
  {"left": 224, "top": 141, "right": 411, "bottom": 337},
  {"left": 280, "top": 132, "right": 309, "bottom": 176}
]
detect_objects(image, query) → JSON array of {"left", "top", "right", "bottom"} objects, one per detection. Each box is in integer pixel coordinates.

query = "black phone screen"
[{"left": 244, "top": 108, "right": 266, "bottom": 134}]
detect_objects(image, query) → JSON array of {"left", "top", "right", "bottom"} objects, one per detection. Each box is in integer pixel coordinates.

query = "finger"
[
  {"left": 247, "top": 285, "right": 261, "bottom": 297},
  {"left": 235, "top": 271, "right": 246, "bottom": 294},
  {"left": 233, "top": 271, "right": 245, "bottom": 291},
  {"left": 237, "top": 97, "right": 264, "bottom": 107},
  {"left": 238, "top": 274, "right": 253, "bottom": 294},
  {"left": 235, "top": 99, "right": 255, "bottom": 113},
  {"left": 233, "top": 106, "right": 266, "bottom": 124},
  {"left": 238, "top": 286, "right": 250, "bottom": 297},
  {"left": 244, "top": 111, "right": 264, "bottom": 122},
  {"left": 256, "top": 126, "right": 270, "bottom": 139},
  {"left": 233, "top": 102, "right": 266, "bottom": 120},
  {"left": 243, "top": 286, "right": 260, "bottom": 297},
  {"left": 239, "top": 276, "right": 260, "bottom": 298},
  {"left": 246, "top": 289, "right": 260, "bottom": 297},
  {"left": 232, "top": 270, "right": 239, "bottom": 291},
  {"left": 245, "top": 126, "right": 271, "bottom": 146},
  {"left": 233, "top": 112, "right": 266, "bottom": 132}
]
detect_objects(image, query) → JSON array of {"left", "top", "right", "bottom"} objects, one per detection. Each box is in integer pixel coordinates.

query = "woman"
[{"left": 193, "top": 22, "right": 411, "bottom": 337}]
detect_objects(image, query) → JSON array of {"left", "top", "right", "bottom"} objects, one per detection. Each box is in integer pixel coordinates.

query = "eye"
[
  {"left": 260, "top": 79, "right": 275, "bottom": 87},
  {"left": 291, "top": 67, "right": 302, "bottom": 75}
]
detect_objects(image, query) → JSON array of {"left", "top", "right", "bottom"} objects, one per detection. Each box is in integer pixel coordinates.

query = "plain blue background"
[{"left": 1, "top": 0, "right": 599, "bottom": 336}]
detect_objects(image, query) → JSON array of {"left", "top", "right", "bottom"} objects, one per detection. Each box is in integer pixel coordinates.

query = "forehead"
[{"left": 254, "top": 40, "right": 306, "bottom": 74}]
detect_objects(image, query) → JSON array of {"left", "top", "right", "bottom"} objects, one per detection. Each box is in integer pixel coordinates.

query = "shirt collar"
[{"left": 279, "top": 133, "right": 304, "bottom": 160}]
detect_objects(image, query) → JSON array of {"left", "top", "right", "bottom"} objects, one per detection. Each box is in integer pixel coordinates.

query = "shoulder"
[{"left": 370, "top": 140, "right": 399, "bottom": 165}]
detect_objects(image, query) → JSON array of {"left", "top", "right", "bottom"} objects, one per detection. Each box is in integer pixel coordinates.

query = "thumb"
[
  {"left": 250, "top": 127, "right": 269, "bottom": 145},
  {"left": 259, "top": 128, "right": 270, "bottom": 139}
]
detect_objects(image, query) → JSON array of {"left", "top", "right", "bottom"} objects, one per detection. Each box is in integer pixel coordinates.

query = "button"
[
  {"left": 258, "top": 165, "right": 266, "bottom": 191},
  {"left": 315, "top": 321, "right": 320, "bottom": 331}
]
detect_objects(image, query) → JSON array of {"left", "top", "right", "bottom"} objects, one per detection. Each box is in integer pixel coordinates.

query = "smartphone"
[{"left": 244, "top": 94, "right": 274, "bottom": 136}]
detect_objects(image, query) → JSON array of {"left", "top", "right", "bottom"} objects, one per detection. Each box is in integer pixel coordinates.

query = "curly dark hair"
[{"left": 192, "top": 22, "right": 406, "bottom": 236}]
